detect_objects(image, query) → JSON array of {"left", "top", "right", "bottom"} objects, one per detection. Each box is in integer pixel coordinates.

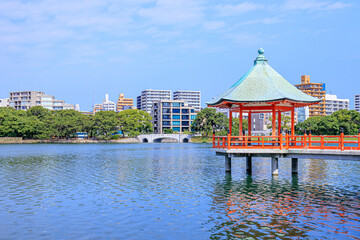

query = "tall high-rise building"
[
  {"left": 137, "top": 89, "right": 171, "bottom": 113},
  {"left": 355, "top": 95, "right": 360, "bottom": 113},
  {"left": 116, "top": 93, "right": 133, "bottom": 111},
  {"left": 325, "top": 94, "right": 349, "bottom": 115},
  {"left": 152, "top": 100, "right": 197, "bottom": 134},
  {"left": 295, "top": 75, "right": 326, "bottom": 117},
  {"left": 173, "top": 90, "right": 201, "bottom": 112},
  {"left": 9, "top": 91, "right": 76, "bottom": 110}
]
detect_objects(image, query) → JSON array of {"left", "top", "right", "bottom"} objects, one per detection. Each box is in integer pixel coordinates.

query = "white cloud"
[
  {"left": 138, "top": 0, "right": 204, "bottom": 25},
  {"left": 282, "top": 0, "right": 351, "bottom": 11},
  {"left": 215, "top": 2, "right": 264, "bottom": 16}
]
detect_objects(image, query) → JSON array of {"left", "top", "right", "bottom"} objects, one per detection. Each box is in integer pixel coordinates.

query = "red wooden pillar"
[
  {"left": 291, "top": 106, "right": 295, "bottom": 136},
  {"left": 239, "top": 106, "right": 243, "bottom": 136},
  {"left": 248, "top": 111, "right": 252, "bottom": 136},
  {"left": 277, "top": 111, "right": 282, "bottom": 136},
  {"left": 229, "top": 110, "right": 232, "bottom": 135},
  {"left": 272, "top": 105, "right": 276, "bottom": 137}
]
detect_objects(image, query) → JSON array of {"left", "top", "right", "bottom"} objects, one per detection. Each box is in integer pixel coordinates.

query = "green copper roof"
[{"left": 207, "top": 49, "right": 320, "bottom": 106}]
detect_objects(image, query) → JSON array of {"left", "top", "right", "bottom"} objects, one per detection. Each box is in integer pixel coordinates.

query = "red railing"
[{"left": 213, "top": 133, "right": 360, "bottom": 151}]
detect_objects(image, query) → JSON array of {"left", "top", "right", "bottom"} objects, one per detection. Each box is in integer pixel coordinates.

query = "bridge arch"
[
  {"left": 182, "top": 138, "right": 189, "bottom": 143},
  {"left": 153, "top": 138, "right": 178, "bottom": 143},
  {"left": 142, "top": 138, "right": 148, "bottom": 143}
]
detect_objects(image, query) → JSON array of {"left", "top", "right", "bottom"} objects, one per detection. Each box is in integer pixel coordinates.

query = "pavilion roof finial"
[{"left": 254, "top": 48, "right": 267, "bottom": 65}]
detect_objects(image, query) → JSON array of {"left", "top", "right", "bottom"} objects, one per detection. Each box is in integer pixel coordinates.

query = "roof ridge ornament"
[{"left": 254, "top": 48, "right": 268, "bottom": 65}]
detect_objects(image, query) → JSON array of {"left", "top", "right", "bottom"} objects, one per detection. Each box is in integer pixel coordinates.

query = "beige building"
[
  {"left": 294, "top": 75, "right": 326, "bottom": 117},
  {"left": 116, "top": 93, "right": 133, "bottom": 111},
  {"left": 9, "top": 91, "right": 75, "bottom": 111}
]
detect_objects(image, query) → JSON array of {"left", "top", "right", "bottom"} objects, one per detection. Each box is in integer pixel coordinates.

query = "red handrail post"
[
  {"left": 358, "top": 133, "right": 360, "bottom": 150},
  {"left": 227, "top": 134, "right": 231, "bottom": 150},
  {"left": 309, "top": 134, "right": 312, "bottom": 148},
  {"left": 279, "top": 133, "right": 283, "bottom": 150},
  {"left": 285, "top": 133, "right": 289, "bottom": 149},
  {"left": 304, "top": 133, "right": 307, "bottom": 149},
  {"left": 320, "top": 136, "right": 324, "bottom": 150},
  {"left": 341, "top": 133, "right": 344, "bottom": 151}
]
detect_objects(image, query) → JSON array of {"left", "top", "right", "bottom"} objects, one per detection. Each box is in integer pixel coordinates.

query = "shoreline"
[{"left": 0, "top": 137, "right": 212, "bottom": 144}]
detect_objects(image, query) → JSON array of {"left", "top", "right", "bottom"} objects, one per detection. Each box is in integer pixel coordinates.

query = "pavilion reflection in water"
[{"left": 207, "top": 174, "right": 360, "bottom": 239}]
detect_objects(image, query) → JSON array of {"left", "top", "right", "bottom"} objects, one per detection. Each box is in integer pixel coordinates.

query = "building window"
[
  {"left": 163, "top": 109, "right": 171, "bottom": 113},
  {"left": 162, "top": 115, "right": 171, "bottom": 119},
  {"left": 162, "top": 102, "right": 171, "bottom": 107},
  {"left": 172, "top": 102, "right": 180, "bottom": 107},
  {"left": 172, "top": 108, "right": 180, "bottom": 113},
  {"left": 182, "top": 115, "right": 189, "bottom": 120},
  {"left": 190, "top": 115, "right": 196, "bottom": 120},
  {"left": 182, "top": 121, "right": 189, "bottom": 126},
  {"left": 172, "top": 121, "right": 180, "bottom": 126},
  {"left": 191, "top": 109, "right": 195, "bottom": 113},
  {"left": 172, "top": 115, "right": 180, "bottom": 119},
  {"left": 162, "top": 121, "right": 171, "bottom": 126},
  {"left": 173, "top": 127, "right": 181, "bottom": 132},
  {"left": 182, "top": 109, "right": 189, "bottom": 114}
]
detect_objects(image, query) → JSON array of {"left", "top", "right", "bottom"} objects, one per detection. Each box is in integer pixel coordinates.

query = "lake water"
[{"left": 0, "top": 143, "right": 359, "bottom": 239}]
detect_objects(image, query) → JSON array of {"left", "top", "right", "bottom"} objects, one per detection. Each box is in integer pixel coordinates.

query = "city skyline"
[{"left": 0, "top": 0, "right": 359, "bottom": 111}]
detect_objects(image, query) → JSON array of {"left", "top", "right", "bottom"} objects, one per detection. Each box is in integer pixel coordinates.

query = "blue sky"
[{"left": 0, "top": 0, "right": 358, "bottom": 111}]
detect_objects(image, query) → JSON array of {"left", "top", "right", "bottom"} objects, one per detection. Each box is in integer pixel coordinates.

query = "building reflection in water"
[{"left": 207, "top": 174, "right": 360, "bottom": 239}]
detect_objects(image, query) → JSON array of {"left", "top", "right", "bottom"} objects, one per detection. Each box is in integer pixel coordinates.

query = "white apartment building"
[
  {"left": 173, "top": 90, "right": 201, "bottom": 112},
  {"left": 102, "top": 94, "right": 116, "bottom": 111},
  {"left": 0, "top": 98, "right": 9, "bottom": 107},
  {"left": 137, "top": 89, "right": 171, "bottom": 113},
  {"left": 9, "top": 91, "right": 76, "bottom": 111},
  {"left": 325, "top": 94, "right": 349, "bottom": 115},
  {"left": 355, "top": 95, "right": 360, "bottom": 113}
]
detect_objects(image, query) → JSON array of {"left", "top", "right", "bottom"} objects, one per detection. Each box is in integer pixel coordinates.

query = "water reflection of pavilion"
[{"left": 207, "top": 174, "right": 360, "bottom": 239}]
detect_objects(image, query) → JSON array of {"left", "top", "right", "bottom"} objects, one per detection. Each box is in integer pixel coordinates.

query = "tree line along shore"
[{"left": 0, "top": 106, "right": 359, "bottom": 142}]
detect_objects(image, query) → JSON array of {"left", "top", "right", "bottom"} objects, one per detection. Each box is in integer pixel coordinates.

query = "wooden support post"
[
  {"left": 340, "top": 132, "right": 344, "bottom": 151},
  {"left": 291, "top": 106, "right": 295, "bottom": 137},
  {"left": 272, "top": 105, "right": 276, "bottom": 137},
  {"left": 279, "top": 133, "right": 283, "bottom": 150},
  {"left": 225, "top": 155, "right": 231, "bottom": 172},
  {"left": 291, "top": 158, "right": 298, "bottom": 174},
  {"left": 358, "top": 131, "right": 360, "bottom": 150},
  {"left": 239, "top": 107, "right": 243, "bottom": 136},
  {"left": 248, "top": 111, "right": 252, "bottom": 136},
  {"left": 246, "top": 155, "right": 252, "bottom": 174},
  {"left": 278, "top": 111, "right": 281, "bottom": 136},
  {"left": 229, "top": 110, "right": 232, "bottom": 136},
  {"left": 271, "top": 157, "right": 279, "bottom": 175}
]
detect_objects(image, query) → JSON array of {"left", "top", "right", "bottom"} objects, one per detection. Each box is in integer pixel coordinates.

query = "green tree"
[
  {"left": 191, "top": 108, "right": 227, "bottom": 137},
  {"left": 295, "top": 110, "right": 360, "bottom": 135},
  {"left": 50, "top": 110, "right": 84, "bottom": 138},
  {"left": 163, "top": 128, "right": 174, "bottom": 134},
  {"left": 230, "top": 117, "right": 248, "bottom": 136},
  {"left": 94, "top": 111, "right": 119, "bottom": 137},
  {"left": 117, "top": 109, "right": 153, "bottom": 137},
  {"left": 267, "top": 114, "right": 292, "bottom": 133}
]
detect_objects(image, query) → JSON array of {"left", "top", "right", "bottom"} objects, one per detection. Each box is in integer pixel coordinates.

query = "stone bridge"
[{"left": 137, "top": 134, "right": 193, "bottom": 143}]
